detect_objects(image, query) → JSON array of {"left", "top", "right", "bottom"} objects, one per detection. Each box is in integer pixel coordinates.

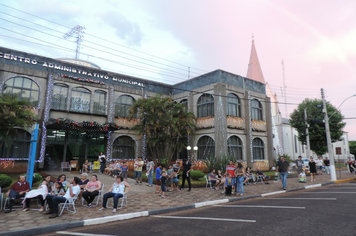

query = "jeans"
[
  {"left": 236, "top": 176, "right": 244, "bottom": 194},
  {"left": 46, "top": 195, "right": 67, "bottom": 214},
  {"left": 326, "top": 166, "right": 330, "bottom": 174},
  {"left": 82, "top": 190, "right": 99, "bottom": 204},
  {"left": 280, "top": 172, "right": 288, "bottom": 189},
  {"left": 7, "top": 190, "right": 23, "bottom": 210},
  {"left": 102, "top": 192, "right": 123, "bottom": 209},
  {"left": 100, "top": 162, "right": 105, "bottom": 174},
  {"left": 148, "top": 170, "right": 154, "bottom": 185}
]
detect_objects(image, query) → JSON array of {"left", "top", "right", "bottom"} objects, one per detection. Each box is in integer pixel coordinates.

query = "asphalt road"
[{"left": 46, "top": 182, "right": 356, "bottom": 236}]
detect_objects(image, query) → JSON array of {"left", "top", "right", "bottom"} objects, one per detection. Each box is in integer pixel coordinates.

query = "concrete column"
[
  {"left": 245, "top": 92, "right": 252, "bottom": 167},
  {"left": 214, "top": 83, "right": 227, "bottom": 159},
  {"left": 265, "top": 97, "right": 274, "bottom": 168}
]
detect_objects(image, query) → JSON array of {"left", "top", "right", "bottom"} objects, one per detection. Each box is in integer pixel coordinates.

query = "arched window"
[
  {"left": 197, "top": 136, "right": 215, "bottom": 160},
  {"left": 51, "top": 84, "right": 68, "bottom": 110},
  {"left": 115, "top": 95, "right": 135, "bottom": 118},
  {"left": 228, "top": 136, "right": 243, "bottom": 160},
  {"left": 252, "top": 138, "right": 264, "bottom": 160},
  {"left": 112, "top": 136, "right": 135, "bottom": 159},
  {"left": 93, "top": 90, "right": 107, "bottom": 115},
  {"left": 3, "top": 76, "right": 40, "bottom": 107},
  {"left": 70, "top": 87, "right": 91, "bottom": 113},
  {"left": 226, "top": 93, "right": 240, "bottom": 117},
  {"left": 0, "top": 129, "right": 31, "bottom": 159},
  {"left": 251, "top": 99, "right": 262, "bottom": 120},
  {"left": 197, "top": 94, "right": 214, "bottom": 118}
]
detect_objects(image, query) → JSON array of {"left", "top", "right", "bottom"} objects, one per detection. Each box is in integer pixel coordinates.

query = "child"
[
  {"left": 299, "top": 169, "right": 307, "bottom": 183},
  {"left": 160, "top": 170, "right": 167, "bottom": 198},
  {"left": 173, "top": 170, "right": 179, "bottom": 190},
  {"left": 121, "top": 161, "right": 128, "bottom": 181},
  {"left": 225, "top": 173, "right": 234, "bottom": 196},
  {"left": 155, "top": 163, "right": 162, "bottom": 193},
  {"left": 167, "top": 164, "right": 174, "bottom": 191}
]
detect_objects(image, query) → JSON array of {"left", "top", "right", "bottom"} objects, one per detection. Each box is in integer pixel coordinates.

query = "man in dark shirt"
[
  {"left": 295, "top": 156, "right": 304, "bottom": 174},
  {"left": 276, "top": 156, "right": 289, "bottom": 190},
  {"left": 324, "top": 157, "right": 330, "bottom": 174},
  {"left": 5, "top": 175, "right": 30, "bottom": 213},
  {"left": 180, "top": 159, "right": 193, "bottom": 191}
]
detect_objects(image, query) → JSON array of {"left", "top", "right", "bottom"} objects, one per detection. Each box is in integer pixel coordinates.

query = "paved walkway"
[{"left": 0, "top": 170, "right": 355, "bottom": 233}]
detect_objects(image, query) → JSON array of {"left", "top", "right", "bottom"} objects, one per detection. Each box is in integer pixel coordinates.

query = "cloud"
[{"left": 100, "top": 11, "right": 143, "bottom": 46}]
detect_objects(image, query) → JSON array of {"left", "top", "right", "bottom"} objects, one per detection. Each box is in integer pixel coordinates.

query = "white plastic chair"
[
  {"left": 82, "top": 184, "right": 104, "bottom": 207},
  {"left": 61, "top": 162, "right": 71, "bottom": 172},
  {"left": 256, "top": 175, "right": 264, "bottom": 184},
  {"left": 58, "top": 193, "right": 79, "bottom": 216},
  {"left": 106, "top": 188, "right": 128, "bottom": 209},
  {"left": 4, "top": 196, "right": 25, "bottom": 210},
  {"left": 205, "top": 176, "right": 213, "bottom": 189}
]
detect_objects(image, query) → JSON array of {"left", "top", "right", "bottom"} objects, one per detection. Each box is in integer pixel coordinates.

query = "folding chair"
[
  {"left": 92, "top": 161, "right": 100, "bottom": 173},
  {"left": 4, "top": 196, "right": 25, "bottom": 210},
  {"left": 256, "top": 175, "right": 264, "bottom": 184},
  {"left": 81, "top": 184, "right": 104, "bottom": 207},
  {"left": 58, "top": 193, "right": 79, "bottom": 216},
  {"left": 205, "top": 176, "right": 213, "bottom": 189},
  {"left": 106, "top": 187, "right": 128, "bottom": 209},
  {"left": 61, "top": 162, "right": 71, "bottom": 172}
]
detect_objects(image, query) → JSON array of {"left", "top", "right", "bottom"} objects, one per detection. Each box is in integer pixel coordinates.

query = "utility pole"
[
  {"left": 304, "top": 109, "right": 311, "bottom": 160},
  {"left": 321, "top": 88, "right": 337, "bottom": 181}
]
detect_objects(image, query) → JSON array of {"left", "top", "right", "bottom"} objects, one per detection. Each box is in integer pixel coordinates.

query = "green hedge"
[
  {"left": 0, "top": 174, "right": 12, "bottom": 188},
  {"left": 190, "top": 171, "right": 205, "bottom": 181},
  {"left": 21, "top": 173, "right": 43, "bottom": 183}
]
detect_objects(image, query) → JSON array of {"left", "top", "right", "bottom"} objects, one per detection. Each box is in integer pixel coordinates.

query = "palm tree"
[
  {"left": 128, "top": 94, "right": 196, "bottom": 165},
  {"left": 0, "top": 94, "right": 36, "bottom": 149}
]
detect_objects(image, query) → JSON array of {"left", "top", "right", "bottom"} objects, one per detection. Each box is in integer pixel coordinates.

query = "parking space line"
[
  {"left": 56, "top": 231, "right": 116, "bottom": 236},
  {"left": 269, "top": 198, "right": 336, "bottom": 200},
  {"left": 302, "top": 192, "right": 356, "bottom": 194},
  {"left": 213, "top": 205, "right": 305, "bottom": 209},
  {"left": 151, "top": 215, "right": 256, "bottom": 223}
]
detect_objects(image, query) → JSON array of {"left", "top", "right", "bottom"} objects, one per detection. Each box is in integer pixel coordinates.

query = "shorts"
[
  {"left": 156, "top": 179, "right": 161, "bottom": 185},
  {"left": 318, "top": 166, "right": 323, "bottom": 170},
  {"left": 121, "top": 171, "right": 127, "bottom": 179},
  {"left": 168, "top": 178, "right": 173, "bottom": 185},
  {"left": 297, "top": 168, "right": 303, "bottom": 174},
  {"left": 173, "top": 180, "right": 179, "bottom": 186},
  {"left": 210, "top": 180, "right": 217, "bottom": 185},
  {"left": 161, "top": 184, "right": 166, "bottom": 192},
  {"left": 134, "top": 171, "right": 142, "bottom": 178}
]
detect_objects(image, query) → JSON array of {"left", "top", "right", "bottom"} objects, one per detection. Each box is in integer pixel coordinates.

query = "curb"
[{"left": 1, "top": 179, "right": 354, "bottom": 236}]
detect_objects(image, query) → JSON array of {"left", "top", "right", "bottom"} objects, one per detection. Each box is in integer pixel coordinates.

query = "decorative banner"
[{"left": 0, "top": 160, "right": 15, "bottom": 169}]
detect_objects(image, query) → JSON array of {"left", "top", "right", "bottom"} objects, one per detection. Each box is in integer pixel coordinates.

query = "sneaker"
[
  {"left": 88, "top": 204, "right": 92, "bottom": 208},
  {"left": 231, "top": 191, "right": 234, "bottom": 194},
  {"left": 99, "top": 207, "right": 106, "bottom": 211},
  {"left": 161, "top": 196, "right": 165, "bottom": 198},
  {"left": 22, "top": 208, "right": 29, "bottom": 212},
  {"left": 5, "top": 209, "right": 11, "bottom": 214},
  {"left": 113, "top": 209, "right": 117, "bottom": 213},
  {"left": 221, "top": 190, "right": 225, "bottom": 194},
  {"left": 135, "top": 182, "right": 139, "bottom": 185},
  {"left": 39, "top": 208, "right": 44, "bottom": 212}
]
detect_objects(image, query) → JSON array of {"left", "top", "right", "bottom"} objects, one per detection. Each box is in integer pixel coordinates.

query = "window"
[
  {"left": 251, "top": 99, "right": 262, "bottom": 120},
  {"left": 252, "top": 138, "right": 264, "bottom": 160},
  {"left": 3, "top": 76, "right": 40, "bottom": 107},
  {"left": 115, "top": 95, "right": 135, "bottom": 118},
  {"left": 93, "top": 90, "right": 107, "bottom": 115},
  {"left": 197, "top": 136, "right": 215, "bottom": 160},
  {"left": 180, "top": 99, "right": 188, "bottom": 111},
  {"left": 227, "top": 136, "right": 243, "bottom": 160},
  {"left": 112, "top": 136, "right": 135, "bottom": 159},
  {"left": 197, "top": 94, "right": 214, "bottom": 118},
  {"left": 51, "top": 84, "right": 68, "bottom": 110},
  {"left": 226, "top": 93, "right": 240, "bottom": 117},
  {"left": 70, "top": 87, "right": 91, "bottom": 113},
  {"left": 0, "top": 129, "right": 31, "bottom": 159},
  {"left": 294, "top": 135, "right": 298, "bottom": 153}
]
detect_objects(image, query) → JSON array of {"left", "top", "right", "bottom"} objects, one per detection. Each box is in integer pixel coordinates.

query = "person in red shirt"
[
  {"left": 225, "top": 160, "right": 236, "bottom": 193},
  {"left": 5, "top": 175, "right": 30, "bottom": 213}
]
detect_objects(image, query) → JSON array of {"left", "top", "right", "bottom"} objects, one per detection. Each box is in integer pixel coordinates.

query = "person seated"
[
  {"left": 5, "top": 175, "right": 30, "bottom": 213},
  {"left": 208, "top": 169, "right": 218, "bottom": 188},
  {"left": 255, "top": 167, "right": 270, "bottom": 182},
  {"left": 57, "top": 174, "right": 67, "bottom": 190},
  {"left": 45, "top": 177, "right": 81, "bottom": 218},
  {"left": 105, "top": 161, "right": 115, "bottom": 175},
  {"left": 43, "top": 174, "right": 54, "bottom": 192},
  {"left": 243, "top": 167, "right": 256, "bottom": 185},
  {"left": 23, "top": 180, "right": 48, "bottom": 212},
  {"left": 78, "top": 173, "right": 89, "bottom": 201},
  {"left": 216, "top": 170, "right": 226, "bottom": 190},
  {"left": 99, "top": 176, "right": 131, "bottom": 213},
  {"left": 50, "top": 181, "right": 66, "bottom": 196},
  {"left": 112, "top": 160, "right": 122, "bottom": 178},
  {"left": 82, "top": 160, "right": 91, "bottom": 173},
  {"left": 299, "top": 169, "right": 307, "bottom": 183},
  {"left": 82, "top": 174, "right": 102, "bottom": 207}
]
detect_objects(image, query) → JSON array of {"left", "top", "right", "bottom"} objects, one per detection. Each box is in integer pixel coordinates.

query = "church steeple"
[{"left": 246, "top": 35, "right": 265, "bottom": 84}]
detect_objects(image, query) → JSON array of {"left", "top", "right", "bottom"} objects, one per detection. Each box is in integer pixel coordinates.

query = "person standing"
[
  {"left": 309, "top": 157, "right": 317, "bottom": 182},
  {"left": 235, "top": 163, "right": 245, "bottom": 196},
  {"left": 134, "top": 157, "right": 144, "bottom": 185},
  {"left": 317, "top": 157, "right": 324, "bottom": 175},
  {"left": 276, "top": 156, "right": 289, "bottom": 190},
  {"left": 180, "top": 159, "right": 193, "bottom": 191},
  {"left": 226, "top": 160, "right": 236, "bottom": 193},
  {"left": 146, "top": 158, "right": 155, "bottom": 187},
  {"left": 155, "top": 163, "right": 162, "bottom": 193},
  {"left": 324, "top": 157, "right": 330, "bottom": 174},
  {"left": 295, "top": 156, "right": 304, "bottom": 175},
  {"left": 98, "top": 152, "right": 106, "bottom": 174}
]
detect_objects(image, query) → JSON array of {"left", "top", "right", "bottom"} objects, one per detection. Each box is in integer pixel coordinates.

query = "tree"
[
  {"left": 350, "top": 141, "right": 356, "bottom": 157},
  {"left": 0, "top": 94, "right": 36, "bottom": 149},
  {"left": 128, "top": 94, "right": 196, "bottom": 166},
  {"left": 289, "top": 98, "right": 345, "bottom": 156}
]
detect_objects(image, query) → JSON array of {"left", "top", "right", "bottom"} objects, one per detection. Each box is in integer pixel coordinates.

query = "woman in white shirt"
[
  {"left": 98, "top": 152, "right": 106, "bottom": 174},
  {"left": 98, "top": 176, "right": 131, "bottom": 213}
]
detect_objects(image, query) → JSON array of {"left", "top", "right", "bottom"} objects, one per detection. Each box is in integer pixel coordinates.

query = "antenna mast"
[{"left": 63, "top": 25, "right": 86, "bottom": 59}]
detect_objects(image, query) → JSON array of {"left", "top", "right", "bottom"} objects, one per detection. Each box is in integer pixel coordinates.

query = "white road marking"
[
  {"left": 305, "top": 184, "right": 322, "bottom": 189},
  {"left": 151, "top": 215, "right": 256, "bottom": 223},
  {"left": 302, "top": 192, "right": 356, "bottom": 194},
  {"left": 261, "top": 190, "right": 286, "bottom": 197},
  {"left": 269, "top": 198, "right": 337, "bottom": 200},
  {"left": 56, "top": 231, "right": 115, "bottom": 236},
  {"left": 213, "top": 205, "right": 305, "bottom": 209}
]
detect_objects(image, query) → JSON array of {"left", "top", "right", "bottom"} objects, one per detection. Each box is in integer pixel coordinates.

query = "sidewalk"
[{"left": 1, "top": 170, "right": 355, "bottom": 235}]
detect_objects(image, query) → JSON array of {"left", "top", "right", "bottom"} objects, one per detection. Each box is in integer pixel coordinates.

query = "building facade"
[{"left": 0, "top": 45, "right": 274, "bottom": 173}]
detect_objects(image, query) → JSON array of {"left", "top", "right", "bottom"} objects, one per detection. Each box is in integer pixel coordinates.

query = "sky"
[{"left": 0, "top": 0, "right": 355, "bottom": 140}]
